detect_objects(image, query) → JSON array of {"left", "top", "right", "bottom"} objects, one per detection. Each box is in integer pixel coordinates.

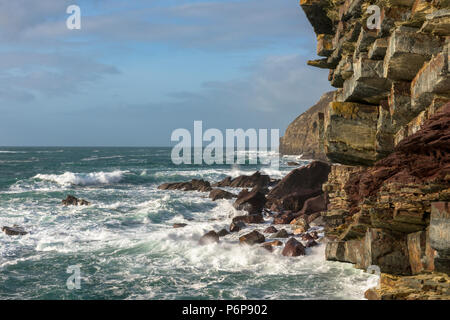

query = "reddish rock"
[
  {"left": 233, "top": 189, "right": 266, "bottom": 215},
  {"left": 239, "top": 231, "right": 265, "bottom": 245},
  {"left": 209, "top": 189, "right": 236, "bottom": 201},
  {"left": 282, "top": 238, "right": 306, "bottom": 257},
  {"left": 232, "top": 214, "right": 264, "bottom": 224},
  {"left": 267, "top": 161, "right": 331, "bottom": 211},
  {"left": 199, "top": 231, "right": 220, "bottom": 245},
  {"left": 299, "top": 193, "right": 328, "bottom": 215},
  {"left": 273, "top": 212, "right": 296, "bottom": 225}
]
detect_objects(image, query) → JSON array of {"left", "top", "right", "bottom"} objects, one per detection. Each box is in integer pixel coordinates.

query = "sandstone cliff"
[
  {"left": 280, "top": 91, "right": 334, "bottom": 160},
  {"left": 297, "top": 0, "right": 450, "bottom": 299}
]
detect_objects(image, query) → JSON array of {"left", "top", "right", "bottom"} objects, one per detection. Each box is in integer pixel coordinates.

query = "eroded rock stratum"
[{"left": 294, "top": 0, "right": 450, "bottom": 299}]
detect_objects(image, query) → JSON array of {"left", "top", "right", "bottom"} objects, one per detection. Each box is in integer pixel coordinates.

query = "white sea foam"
[{"left": 33, "top": 170, "right": 128, "bottom": 186}]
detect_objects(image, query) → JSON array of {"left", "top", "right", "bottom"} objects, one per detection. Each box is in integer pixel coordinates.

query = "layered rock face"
[
  {"left": 298, "top": 0, "right": 450, "bottom": 299},
  {"left": 280, "top": 91, "right": 334, "bottom": 160}
]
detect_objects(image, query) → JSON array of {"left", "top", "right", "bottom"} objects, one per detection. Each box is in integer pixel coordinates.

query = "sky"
[{"left": 0, "top": 0, "right": 332, "bottom": 146}]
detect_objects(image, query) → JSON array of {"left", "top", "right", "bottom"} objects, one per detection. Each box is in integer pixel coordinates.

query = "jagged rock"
[
  {"left": 198, "top": 231, "right": 220, "bottom": 245},
  {"left": 173, "top": 223, "right": 187, "bottom": 228},
  {"left": 368, "top": 38, "right": 388, "bottom": 60},
  {"left": 239, "top": 231, "right": 265, "bottom": 245},
  {"left": 62, "top": 195, "right": 90, "bottom": 206},
  {"left": 317, "top": 34, "right": 334, "bottom": 56},
  {"left": 214, "top": 171, "right": 270, "bottom": 189},
  {"left": 280, "top": 92, "right": 333, "bottom": 159},
  {"left": 299, "top": 193, "right": 328, "bottom": 215},
  {"left": 233, "top": 189, "right": 266, "bottom": 215},
  {"left": 209, "top": 189, "right": 236, "bottom": 201},
  {"left": 282, "top": 238, "right": 306, "bottom": 257},
  {"left": 229, "top": 221, "right": 246, "bottom": 233},
  {"left": 419, "top": 9, "right": 450, "bottom": 36},
  {"left": 300, "top": 0, "right": 333, "bottom": 35},
  {"left": 266, "top": 161, "right": 331, "bottom": 211},
  {"left": 158, "top": 179, "right": 212, "bottom": 192},
  {"left": 2, "top": 226, "right": 28, "bottom": 236}
]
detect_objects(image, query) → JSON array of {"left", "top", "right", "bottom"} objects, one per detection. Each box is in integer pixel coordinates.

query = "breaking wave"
[{"left": 33, "top": 170, "right": 128, "bottom": 186}]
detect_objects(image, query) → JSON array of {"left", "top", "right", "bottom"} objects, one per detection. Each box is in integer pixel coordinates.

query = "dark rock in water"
[
  {"left": 299, "top": 193, "right": 328, "bottom": 215},
  {"left": 232, "top": 214, "right": 264, "bottom": 224},
  {"left": 209, "top": 189, "right": 236, "bottom": 201},
  {"left": 158, "top": 179, "right": 212, "bottom": 192},
  {"left": 239, "top": 230, "right": 265, "bottom": 245},
  {"left": 282, "top": 238, "right": 306, "bottom": 257},
  {"left": 310, "top": 231, "right": 319, "bottom": 239},
  {"left": 261, "top": 243, "right": 274, "bottom": 252},
  {"left": 62, "top": 195, "right": 90, "bottom": 206},
  {"left": 287, "top": 161, "right": 300, "bottom": 166},
  {"left": 301, "top": 233, "right": 315, "bottom": 241},
  {"left": 266, "top": 161, "right": 331, "bottom": 211},
  {"left": 229, "top": 221, "right": 246, "bottom": 232},
  {"left": 273, "top": 212, "right": 296, "bottom": 225},
  {"left": 265, "top": 240, "right": 283, "bottom": 247},
  {"left": 233, "top": 189, "right": 267, "bottom": 215},
  {"left": 306, "top": 239, "right": 319, "bottom": 248},
  {"left": 270, "top": 229, "right": 290, "bottom": 238},
  {"left": 2, "top": 226, "right": 28, "bottom": 236},
  {"left": 214, "top": 171, "right": 270, "bottom": 189},
  {"left": 173, "top": 223, "right": 187, "bottom": 228},
  {"left": 217, "top": 229, "right": 230, "bottom": 237},
  {"left": 263, "top": 226, "right": 278, "bottom": 233},
  {"left": 199, "top": 231, "right": 220, "bottom": 245}
]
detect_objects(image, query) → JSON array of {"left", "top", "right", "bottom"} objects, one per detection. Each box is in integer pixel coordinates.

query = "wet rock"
[
  {"left": 209, "top": 189, "right": 236, "bottom": 201},
  {"left": 62, "top": 195, "right": 90, "bottom": 206},
  {"left": 173, "top": 223, "right": 187, "bottom": 228},
  {"left": 299, "top": 193, "right": 328, "bottom": 215},
  {"left": 263, "top": 226, "right": 278, "bottom": 233},
  {"left": 233, "top": 189, "right": 266, "bottom": 215},
  {"left": 287, "top": 161, "right": 300, "bottom": 166},
  {"left": 270, "top": 229, "right": 290, "bottom": 239},
  {"left": 273, "top": 212, "right": 296, "bottom": 225},
  {"left": 217, "top": 229, "right": 230, "bottom": 237},
  {"left": 229, "top": 221, "right": 246, "bottom": 233},
  {"left": 158, "top": 179, "right": 212, "bottom": 192},
  {"left": 2, "top": 226, "right": 28, "bottom": 236},
  {"left": 199, "top": 231, "right": 220, "bottom": 245},
  {"left": 232, "top": 214, "right": 264, "bottom": 224},
  {"left": 239, "top": 231, "right": 265, "bottom": 245},
  {"left": 261, "top": 243, "right": 274, "bottom": 252},
  {"left": 301, "top": 233, "right": 315, "bottom": 241},
  {"left": 291, "top": 217, "right": 310, "bottom": 235},
  {"left": 281, "top": 238, "right": 306, "bottom": 257},
  {"left": 306, "top": 240, "right": 319, "bottom": 247},
  {"left": 266, "top": 161, "right": 331, "bottom": 211},
  {"left": 214, "top": 171, "right": 270, "bottom": 189},
  {"left": 265, "top": 240, "right": 283, "bottom": 247}
]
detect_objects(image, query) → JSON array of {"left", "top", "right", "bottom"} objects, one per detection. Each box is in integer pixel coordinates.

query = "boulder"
[
  {"left": 239, "top": 231, "right": 265, "bottom": 245},
  {"left": 273, "top": 212, "right": 296, "bottom": 225},
  {"left": 263, "top": 226, "right": 278, "bottom": 233},
  {"left": 217, "top": 229, "right": 230, "bottom": 237},
  {"left": 287, "top": 162, "right": 300, "bottom": 166},
  {"left": 282, "top": 238, "right": 306, "bottom": 257},
  {"left": 306, "top": 240, "right": 319, "bottom": 247},
  {"left": 214, "top": 171, "right": 270, "bottom": 189},
  {"left": 2, "top": 226, "right": 28, "bottom": 236},
  {"left": 229, "top": 221, "right": 246, "bottom": 233},
  {"left": 233, "top": 189, "right": 266, "bottom": 215},
  {"left": 266, "top": 161, "right": 331, "bottom": 211},
  {"left": 300, "top": 193, "right": 328, "bottom": 215},
  {"left": 232, "top": 214, "right": 264, "bottom": 224},
  {"left": 270, "top": 229, "right": 290, "bottom": 239},
  {"left": 199, "top": 231, "right": 220, "bottom": 245},
  {"left": 209, "top": 189, "right": 236, "bottom": 201},
  {"left": 62, "top": 195, "right": 90, "bottom": 206}
]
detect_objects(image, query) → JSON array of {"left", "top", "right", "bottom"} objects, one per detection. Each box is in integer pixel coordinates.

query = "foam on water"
[{"left": 33, "top": 170, "right": 129, "bottom": 186}]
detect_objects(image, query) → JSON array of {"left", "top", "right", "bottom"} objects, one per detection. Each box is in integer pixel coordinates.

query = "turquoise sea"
[{"left": 0, "top": 147, "right": 377, "bottom": 299}]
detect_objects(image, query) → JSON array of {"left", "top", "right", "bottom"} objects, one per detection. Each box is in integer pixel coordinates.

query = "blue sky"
[{"left": 0, "top": 0, "right": 331, "bottom": 146}]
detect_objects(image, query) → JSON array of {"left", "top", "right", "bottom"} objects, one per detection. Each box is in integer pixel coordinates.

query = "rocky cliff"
[
  {"left": 280, "top": 91, "right": 334, "bottom": 160},
  {"left": 297, "top": 0, "right": 450, "bottom": 299}
]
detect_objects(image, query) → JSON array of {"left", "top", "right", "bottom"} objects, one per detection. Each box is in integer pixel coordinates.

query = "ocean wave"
[
  {"left": 33, "top": 170, "right": 129, "bottom": 186},
  {"left": 0, "top": 151, "right": 27, "bottom": 154}
]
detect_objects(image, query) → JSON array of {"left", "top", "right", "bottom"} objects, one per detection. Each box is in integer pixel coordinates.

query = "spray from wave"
[{"left": 33, "top": 170, "right": 128, "bottom": 186}]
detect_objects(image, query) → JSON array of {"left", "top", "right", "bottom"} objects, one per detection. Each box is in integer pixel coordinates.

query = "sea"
[{"left": 0, "top": 147, "right": 378, "bottom": 299}]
